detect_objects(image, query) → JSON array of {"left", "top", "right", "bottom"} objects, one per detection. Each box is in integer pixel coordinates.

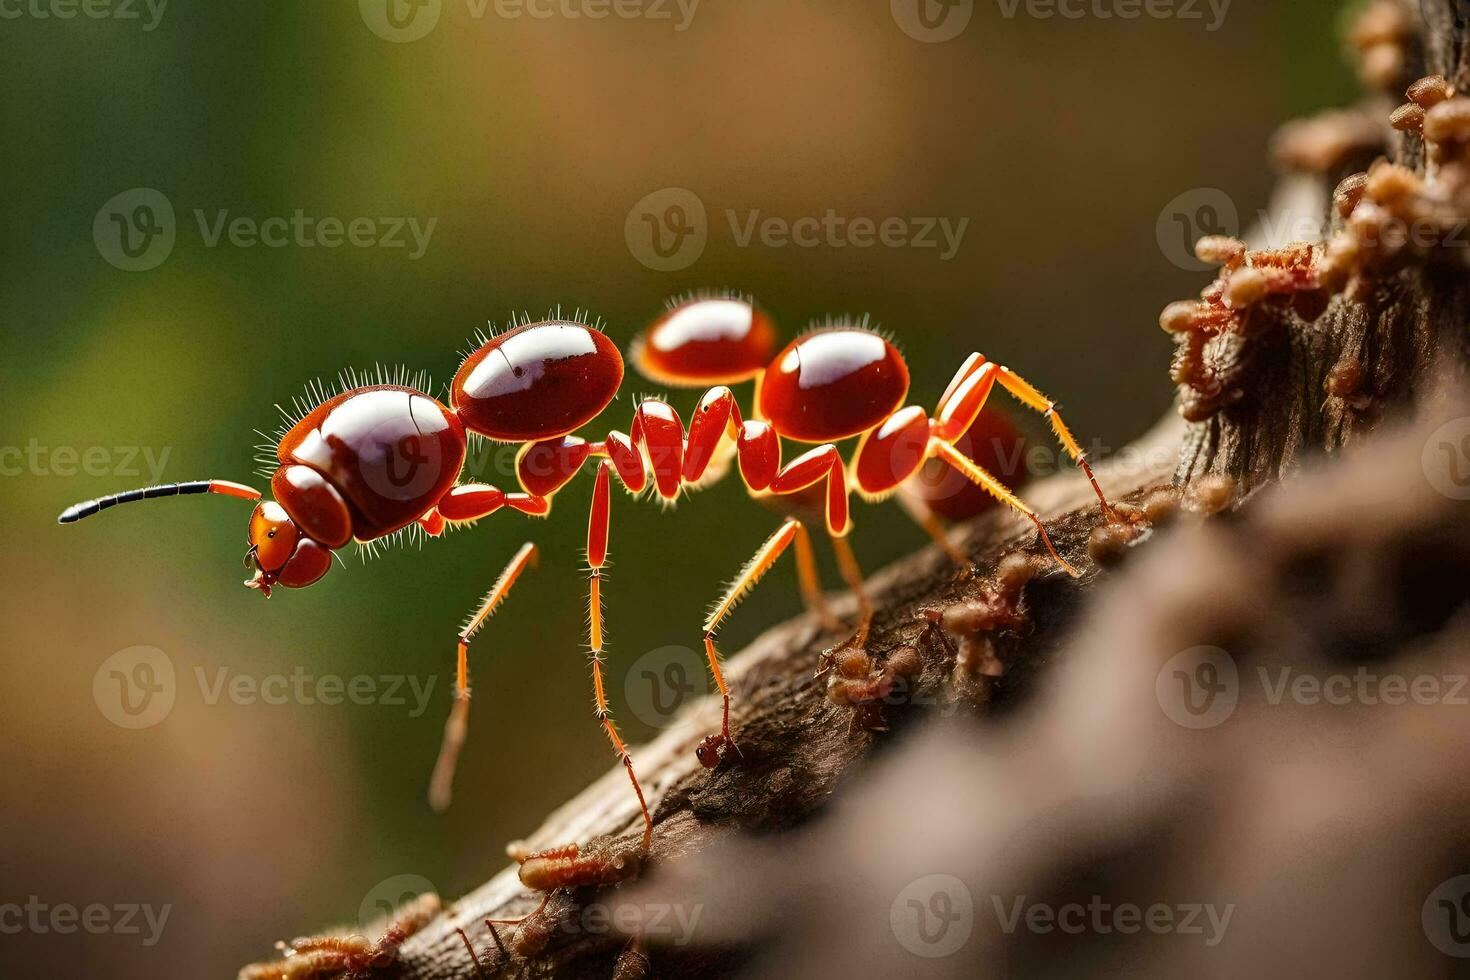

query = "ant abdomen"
[
  {"left": 516, "top": 840, "right": 643, "bottom": 891},
  {"left": 630, "top": 295, "right": 777, "bottom": 387}
]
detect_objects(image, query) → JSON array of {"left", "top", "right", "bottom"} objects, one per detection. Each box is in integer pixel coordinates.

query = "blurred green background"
[{"left": 1, "top": 1, "right": 1353, "bottom": 976}]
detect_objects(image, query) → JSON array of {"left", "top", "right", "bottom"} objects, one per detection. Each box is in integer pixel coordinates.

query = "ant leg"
[
  {"left": 930, "top": 440, "right": 1080, "bottom": 578},
  {"left": 614, "top": 935, "right": 650, "bottom": 980},
  {"left": 895, "top": 493, "right": 972, "bottom": 572},
  {"left": 428, "top": 542, "right": 539, "bottom": 812},
  {"left": 455, "top": 927, "right": 488, "bottom": 979},
  {"left": 793, "top": 521, "right": 840, "bottom": 631},
  {"left": 992, "top": 366, "right": 1117, "bottom": 519},
  {"left": 698, "top": 518, "right": 803, "bottom": 767},
  {"left": 487, "top": 893, "right": 553, "bottom": 927},
  {"left": 829, "top": 533, "right": 872, "bottom": 648},
  {"left": 586, "top": 461, "right": 655, "bottom": 853}
]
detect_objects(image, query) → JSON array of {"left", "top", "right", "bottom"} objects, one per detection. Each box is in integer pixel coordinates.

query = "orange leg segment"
[
  {"left": 829, "top": 533, "right": 872, "bottom": 647},
  {"left": 931, "top": 440, "right": 1080, "bottom": 578},
  {"left": 586, "top": 461, "right": 654, "bottom": 852},
  {"left": 993, "top": 365, "right": 1116, "bottom": 518},
  {"left": 429, "top": 541, "right": 539, "bottom": 812},
  {"left": 697, "top": 518, "right": 801, "bottom": 767},
  {"left": 793, "top": 521, "right": 839, "bottom": 631}
]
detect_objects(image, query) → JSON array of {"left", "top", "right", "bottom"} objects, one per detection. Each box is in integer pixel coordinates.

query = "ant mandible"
[{"left": 57, "top": 299, "right": 1114, "bottom": 867}]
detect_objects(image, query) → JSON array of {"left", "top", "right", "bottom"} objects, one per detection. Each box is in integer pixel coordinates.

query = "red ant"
[
  {"left": 606, "top": 295, "right": 1116, "bottom": 764},
  {"left": 57, "top": 298, "right": 1113, "bottom": 870}
]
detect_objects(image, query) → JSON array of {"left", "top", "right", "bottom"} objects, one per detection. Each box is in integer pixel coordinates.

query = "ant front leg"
[{"left": 429, "top": 541, "right": 539, "bottom": 812}]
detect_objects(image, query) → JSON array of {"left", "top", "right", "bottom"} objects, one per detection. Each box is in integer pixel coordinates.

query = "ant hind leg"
[
  {"left": 698, "top": 517, "right": 804, "bottom": 767},
  {"left": 429, "top": 542, "right": 539, "bottom": 812}
]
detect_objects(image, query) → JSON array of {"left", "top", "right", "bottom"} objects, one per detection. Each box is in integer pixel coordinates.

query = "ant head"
[
  {"left": 245, "top": 501, "right": 332, "bottom": 597},
  {"left": 695, "top": 733, "right": 726, "bottom": 769}
]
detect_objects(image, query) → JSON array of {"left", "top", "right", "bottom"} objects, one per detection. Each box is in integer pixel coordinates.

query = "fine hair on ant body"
[{"left": 57, "top": 295, "right": 1115, "bottom": 876}]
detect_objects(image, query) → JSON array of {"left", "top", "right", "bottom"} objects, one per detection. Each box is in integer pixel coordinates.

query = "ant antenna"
[{"left": 58, "top": 480, "right": 261, "bottom": 524}]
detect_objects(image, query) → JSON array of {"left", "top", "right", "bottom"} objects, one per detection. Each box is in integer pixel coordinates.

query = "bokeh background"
[{"left": 0, "top": 1, "right": 1353, "bottom": 976}]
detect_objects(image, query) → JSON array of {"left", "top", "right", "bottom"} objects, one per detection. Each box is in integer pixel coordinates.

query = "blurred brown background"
[{"left": 0, "top": 1, "right": 1351, "bottom": 976}]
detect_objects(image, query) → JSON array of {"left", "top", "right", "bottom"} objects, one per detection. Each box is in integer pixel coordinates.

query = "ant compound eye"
[
  {"left": 248, "top": 501, "right": 300, "bottom": 572},
  {"left": 695, "top": 735, "right": 723, "bottom": 769}
]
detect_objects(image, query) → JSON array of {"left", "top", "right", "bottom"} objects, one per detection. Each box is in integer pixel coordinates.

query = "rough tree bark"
[{"left": 240, "top": 3, "right": 1470, "bottom": 978}]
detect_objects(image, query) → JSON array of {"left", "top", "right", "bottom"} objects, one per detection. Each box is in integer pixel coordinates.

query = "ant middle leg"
[
  {"left": 585, "top": 461, "right": 654, "bottom": 852},
  {"left": 429, "top": 542, "right": 539, "bottom": 812},
  {"left": 792, "top": 519, "right": 841, "bottom": 631},
  {"left": 829, "top": 532, "right": 872, "bottom": 648}
]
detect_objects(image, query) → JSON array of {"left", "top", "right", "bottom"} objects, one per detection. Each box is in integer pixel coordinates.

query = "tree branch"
[{"left": 239, "top": 3, "right": 1470, "bottom": 978}]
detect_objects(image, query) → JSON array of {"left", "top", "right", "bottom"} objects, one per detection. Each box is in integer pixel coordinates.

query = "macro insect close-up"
[{"left": 9, "top": 2, "right": 1470, "bottom": 979}]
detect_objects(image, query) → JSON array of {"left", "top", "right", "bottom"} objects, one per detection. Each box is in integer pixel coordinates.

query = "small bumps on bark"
[
  {"left": 237, "top": 892, "right": 441, "bottom": 980},
  {"left": 1346, "top": 0, "right": 1418, "bottom": 92}
]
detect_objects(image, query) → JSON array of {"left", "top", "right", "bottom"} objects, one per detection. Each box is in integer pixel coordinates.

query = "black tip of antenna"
[{"left": 58, "top": 503, "right": 92, "bottom": 524}]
